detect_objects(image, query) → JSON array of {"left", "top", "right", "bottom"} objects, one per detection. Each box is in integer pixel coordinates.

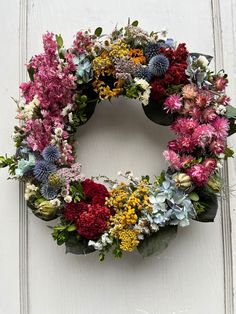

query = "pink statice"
[
  {"left": 60, "top": 141, "right": 74, "bottom": 164},
  {"left": 195, "top": 90, "right": 212, "bottom": 108},
  {"left": 25, "top": 119, "right": 51, "bottom": 151},
  {"left": 57, "top": 162, "right": 84, "bottom": 195},
  {"left": 192, "top": 124, "right": 215, "bottom": 148},
  {"left": 171, "top": 117, "right": 199, "bottom": 136},
  {"left": 73, "top": 31, "right": 94, "bottom": 55},
  {"left": 209, "top": 140, "right": 225, "bottom": 155},
  {"left": 202, "top": 107, "right": 217, "bottom": 122},
  {"left": 187, "top": 164, "right": 209, "bottom": 186},
  {"left": 20, "top": 32, "right": 77, "bottom": 112},
  {"left": 164, "top": 94, "right": 182, "bottom": 113},
  {"left": 202, "top": 158, "right": 217, "bottom": 174},
  {"left": 163, "top": 150, "right": 182, "bottom": 170},
  {"left": 211, "top": 117, "right": 229, "bottom": 140}
]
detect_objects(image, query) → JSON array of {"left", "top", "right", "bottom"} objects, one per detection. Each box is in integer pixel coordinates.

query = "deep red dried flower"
[
  {"left": 64, "top": 201, "right": 88, "bottom": 221},
  {"left": 81, "top": 179, "right": 109, "bottom": 204},
  {"left": 76, "top": 204, "right": 110, "bottom": 240}
]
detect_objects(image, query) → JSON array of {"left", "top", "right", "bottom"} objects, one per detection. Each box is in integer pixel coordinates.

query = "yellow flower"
[
  {"left": 118, "top": 229, "right": 140, "bottom": 252},
  {"left": 129, "top": 48, "right": 146, "bottom": 64}
]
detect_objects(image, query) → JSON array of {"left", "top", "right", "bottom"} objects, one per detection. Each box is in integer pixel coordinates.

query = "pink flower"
[
  {"left": 192, "top": 124, "right": 215, "bottom": 148},
  {"left": 211, "top": 117, "right": 229, "bottom": 140},
  {"left": 168, "top": 140, "right": 179, "bottom": 152},
  {"left": 218, "top": 95, "right": 230, "bottom": 106},
  {"left": 202, "top": 107, "right": 217, "bottom": 122},
  {"left": 164, "top": 94, "right": 182, "bottom": 113},
  {"left": 195, "top": 91, "right": 212, "bottom": 108},
  {"left": 202, "top": 158, "right": 217, "bottom": 174},
  {"left": 209, "top": 140, "right": 225, "bottom": 154},
  {"left": 188, "top": 107, "right": 202, "bottom": 120},
  {"left": 180, "top": 155, "right": 195, "bottom": 168},
  {"left": 187, "top": 164, "right": 209, "bottom": 186},
  {"left": 176, "top": 136, "right": 195, "bottom": 153},
  {"left": 214, "top": 77, "right": 228, "bottom": 91},
  {"left": 171, "top": 117, "right": 199, "bottom": 136},
  {"left": 163, "top": 150, "right": 182, "bottom": 170}
]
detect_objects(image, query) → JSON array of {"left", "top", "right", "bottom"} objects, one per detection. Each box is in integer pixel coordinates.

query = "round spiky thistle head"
[
  {"left": 144, "top": 41, "right": 167, "bottom": 61},
  {"left": 148, "top": 54, "right": 170, "bottom": 77},
  {"left": 33, "top": 160, "right": 57, "bottom": 182},
  {"left": 135, "top": 66, "right": 153, "bottom": 82},
  {"left": 42, "top": 145, "right": 60, "bottom": 162},
  {"left": 40, "top": 183, "right": 59, "bottom": 200}
]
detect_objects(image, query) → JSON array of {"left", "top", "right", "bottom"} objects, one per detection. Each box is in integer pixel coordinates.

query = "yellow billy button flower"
[{"left": 118, "top": 229, "right": 140, "bottom": 252}]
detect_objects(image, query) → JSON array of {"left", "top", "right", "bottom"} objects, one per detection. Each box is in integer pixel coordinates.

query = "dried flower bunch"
[{"left": 1, "top": 20, "right": 236, "bottom": 260}]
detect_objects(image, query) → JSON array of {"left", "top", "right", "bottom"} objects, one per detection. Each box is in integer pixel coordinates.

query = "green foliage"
[
  {"left": 0, "top": 154, "right": 17, "bottom": 176},
  {"left": 95, "top": 27, "right": 103, "bottom": 37},
  {"left": 131, "top": 20, "right": 139, "bottom": 27},
  {"left": 194, "top": 186, "right": 218, "bottom": 222},
  {"left": 52, "top": 222, "right": 77, "bottom": 246},
  {"left": 155, "top": 170, "right": 166, "bottom": 185},
  {"left": 137, "top": 226, "right": 178, "bottom": 257},
  {"left": 188, "top": 192, "right": 200, "bottom": 202},
  {"left": 224, "top": 146, "right": 234, "bottom": 159},
  {"left": 56, "top": 34, "right": 64, "bottom": 49},
  {"left": 226, "top": 105, "right": 236, "bottom": 119},
  {"left": 70, "top": 181, "right": 85, "bottom": 202},
  {"left": 124, "top": 84, "right": 139, "bottom": 99},
  {"left": 27, "top": 67, "right": 35, "bottom": 81}
]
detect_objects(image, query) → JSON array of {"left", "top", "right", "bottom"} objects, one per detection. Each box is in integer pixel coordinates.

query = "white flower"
[
  {"left": 50, "top": 198, "right": 61, "bottom": 207},
  {"left": 134, "top": 78, "right": 149, "bottom": 90},
  {"left": 101, "top": 232, "right": 112, "bottom": 245},
  {"left": 68, "top": 112, "right": 73, "bottom": 123},
  {"left": 24, "top": 183, "right": 38, "bottom": 200},
  {"left": 197, "top": 55, "right": 209, "bottom": 68},
  {"left": 117, "top": 170, "right": 122, "bottom": 176},
  {"left": 61, "top": 103, "right": 73, "bottom": 117},
  {"left": 54, "top": 127, "right": 63, "bottom": 137},
  {"left": 64, "top": 195, "right": 72, "bottom": 203},
  {"left": 88, "top": 240, "right": 103, "bottom": 250},
  {"left": 215, "top": 104, "right": 227, "bottom": 115}
]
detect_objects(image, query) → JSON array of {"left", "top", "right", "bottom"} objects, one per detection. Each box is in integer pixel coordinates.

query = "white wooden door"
[{"left": 0, "top": 1, "right": 236, "bottom": 314}]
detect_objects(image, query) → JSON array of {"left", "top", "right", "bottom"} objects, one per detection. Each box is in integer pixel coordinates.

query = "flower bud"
[{"left": 174, "top": 173, "right": 192, "bottom": 189}]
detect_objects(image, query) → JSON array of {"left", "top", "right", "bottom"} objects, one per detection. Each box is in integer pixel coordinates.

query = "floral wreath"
[{"left": 1, "top": 21, "right": 236, "bottom": 260}]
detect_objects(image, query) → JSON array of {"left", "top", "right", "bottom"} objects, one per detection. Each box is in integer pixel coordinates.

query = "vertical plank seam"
[
  {"left": 211, "top": 1, "right": 234, "bottom": 313},
  {"left": 19, "top": 0, "right": 29, "bottom": 313}
]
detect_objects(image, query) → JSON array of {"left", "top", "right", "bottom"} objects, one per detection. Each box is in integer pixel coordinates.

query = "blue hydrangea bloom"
[
  {"left": 33, "top": 160, "right": 57, "bottom": 182},
  {"left": 73, "top": 54, "right": 92, "bottom": 84},
  {"left": 41, "top": 183, "right": 59, "bottom": 200},
  {"left": 15, "top": 153, "right": 36, "bottom": 177},
  {"left": 42, "top": 145, "right": 60, "bottom": 162},
  {"left": 165, "top": 38, "right": 175, "bottom": 48},
  {"left": 148, "top": 54, "right": 170, "bottom": 77}
]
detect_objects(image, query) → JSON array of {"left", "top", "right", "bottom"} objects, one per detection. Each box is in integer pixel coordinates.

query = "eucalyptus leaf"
[
  {"left": 189, "top": 52, "right": 213, "bottom": 64},
  {"left": 226, "top": 105, "right": 236, "bottom": 119},
  {"left": 194, "top": 187, "right": 218, "bottom": 222},
  {"left": 137, "top": 226, "right": 178, "bottom": 257},
  {"left": 95, "top": 27, "right": 102, "bottom": 37},
  {"left": 142, "top": 100, "right": 175, "bottom": 126},
  {"left": 132, "top": 20, "right": 139, "bottom": 26},
  {"left": 56, "top": 34, "right": 63, "bottom": 49},
  {"left": 65, "top": 235, "right": 95, "bottom": 255}
]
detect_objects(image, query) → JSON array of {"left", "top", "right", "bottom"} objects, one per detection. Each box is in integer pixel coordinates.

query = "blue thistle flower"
[
  {"left": 148, "top": 54, "right": 170, "bottom": 77},
  {"left": 42, "top": 145, "right": 60, "bottom": 162},
  {"left": 40, "top": 183, "right": 59, "bottom": 200},
  {"left": 33, "top": 160, "right": 57, "bottom": 182},
  {"left": 144, "top": 41, "right": 167, "bottom": 61},
  {"left": 135, "top": 66, "right": 153, "bottom": 82}
]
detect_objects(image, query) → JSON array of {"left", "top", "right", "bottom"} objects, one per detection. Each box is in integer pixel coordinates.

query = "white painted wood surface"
[
  {"left": 0, "top": 0, "right": 235, "bottom": 313},
  {"left": 0, "top": 1, "right": 20, "bottom": 314}
]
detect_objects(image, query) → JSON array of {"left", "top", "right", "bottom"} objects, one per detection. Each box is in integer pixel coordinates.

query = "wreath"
[{"left": 1, "top": 21, "right": 236, "bottom": 260}]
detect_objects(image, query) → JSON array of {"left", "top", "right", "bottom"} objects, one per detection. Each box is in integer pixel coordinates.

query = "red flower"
[
  {"left": 64, "top": 202, "right": 88, "bottom": 221},
  {"left": 81, "top": 179, "right": 109, "bottom": 205},
  {"left": 76, "top": 204, "right": 110, "bottom": 240}
]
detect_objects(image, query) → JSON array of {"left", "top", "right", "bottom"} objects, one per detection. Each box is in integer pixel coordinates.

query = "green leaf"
[
  {"left": 189, "top": 192, "right": 200, "bottom": 202},
  {"left": 65, "top": 235, "right": 95, "bottom": 255},
  {"left": 226, "top": 105, "right": 236, "bottom": 119},
  {"left": 67, "top": 225, "right": 77, "bottom": 232},
  {"left": 132, "top": 20, "right": 139, "bottom": 26},
  {"left": 194, "top": 187, "right": 218, "bottom": 222},
  {"left": 142, "top": 100, "right": 175, "bottom": 126},
  {"left": 95, "top": 27, "right": 102, "bottom": 37},
  {"left": 27, "top": 67, "right": 35, "bottom": 81},
  {"left": 56, "top": 34, "right": 64, "bottom": 49},
  {"left": 137, "top": 226, "right": 178, "bottom": 257},
  {"left": 224, "top": 146, "right": 234, "bottom": 158},
  {"left": 228, "top": 118, "right": 236, "bottom": 136}
]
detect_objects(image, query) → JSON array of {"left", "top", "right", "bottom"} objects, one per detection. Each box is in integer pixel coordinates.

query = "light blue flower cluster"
[
  {"left": 145, "top": 176, "right": 196, "bottom": 228},
  {"left": 15, "top": 147, "right": 36, "bottom": 177},
  {"left": 73, "top": 54, "right": 93, "bottom": 84}
]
